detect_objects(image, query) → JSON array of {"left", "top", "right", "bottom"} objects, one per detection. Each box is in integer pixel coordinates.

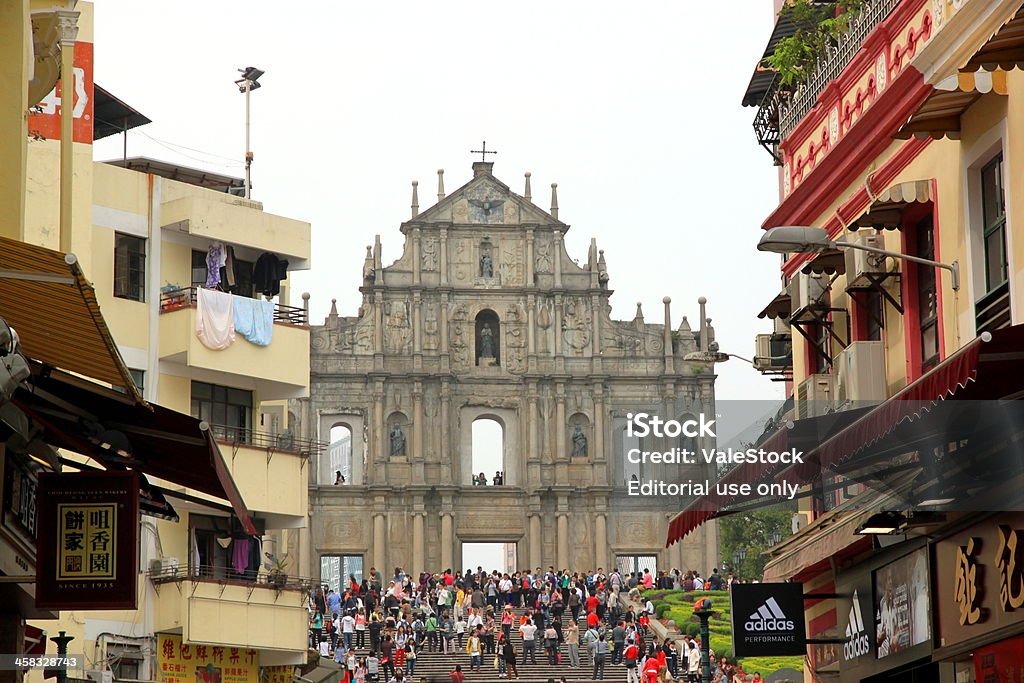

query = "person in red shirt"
[
  {"left": 587, "top": 611, "right": 600, "bottom": 628},
  {"left": 642, "top": 656, "right": 662, "bottom": 683},
  {"left": 449, "top": 664, "right": 464, "bottom": 683},
  {"left": 444, "top": 571, "right": 455, "bottom": 587},
  {"left": 586, "top": 593, "right": 600, "bottom": 614},
  {"left": 751, "top": 674, "right": 764, "bottom": 683}
]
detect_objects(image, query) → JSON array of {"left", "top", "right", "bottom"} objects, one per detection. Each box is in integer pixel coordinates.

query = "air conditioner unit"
[
  {"left": 834, "top": 341, "right": 886, "bottom": 411},
  {"left": 753, "top": 333, "right": 793, "bottom": 372},
  {"left": 85, "top": 671, "right": 113, "bottom": 683},
  {"left": 844, "top": 232, "right": 887, "bottom": 289},
  {"left": 788, "top": 272, "right": 829, "bottom": 318},
  {"left": 796, "top": 373, "right": 834, "bottom": 419},
  {"left": 148, "top": 557, "right": 179, "bottom": 578}
]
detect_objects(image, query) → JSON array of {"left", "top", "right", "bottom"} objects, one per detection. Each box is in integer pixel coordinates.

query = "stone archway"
[
  {"left": 318, "top": 412, "right": 365, "bottom": 485},
  {"left": 459, "top": 407, "right": 519, "bottom": 486}
]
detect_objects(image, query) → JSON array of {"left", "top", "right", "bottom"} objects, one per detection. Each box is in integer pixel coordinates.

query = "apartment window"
[
  {"left": 190, "top": 381, "right": 252, "bottom": 442},
  {"left": 113, "top": 234, "right": 146, "bottom": 302},
  {"left": 914, "top": 217, "right": 939, "bottom": 371},
  {"left": 107, "top": 642, "right": 144, "bottom": 681},
  {"left": 981, "top": 154, "right": 1008, "bottom": 292},
  {"left": 129, "top": 368, "right": 145, "bottom": 394},
  {"left": 192, "top": 249, "right": 254, "bottom": 297}
]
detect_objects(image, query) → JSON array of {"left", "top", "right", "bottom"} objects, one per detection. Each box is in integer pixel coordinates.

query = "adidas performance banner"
[{"left": 731, "top": 582, "right": 807, "bottom": 657}]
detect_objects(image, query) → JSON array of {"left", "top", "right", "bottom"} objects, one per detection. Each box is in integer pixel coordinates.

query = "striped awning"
[
  {"left": 758, "top": 290, "right": 792, "bottom": 320},
  {"left": 0, "top": 236, "right": 141, "bottom": 400},
  {"left": 801, "top": 249, "right": 846, "bottom": 275},
  {"left": 850, "top": 180, "right": 933, "bottom": 230},
  {"left": 896, "top": 6, "right": 1024, "bottom": 139}
]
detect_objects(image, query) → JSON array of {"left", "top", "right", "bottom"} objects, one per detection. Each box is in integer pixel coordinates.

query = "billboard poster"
[
  {"left": 730, "top": 582, "right": 807, "bottom": 657},
  {"left": 35, "top": 471, "right": 138, "bottom": 610},
  {"left": 27, "top": 41, "right": 94, "bottom": 144},
  {"left": 873, "top": 548, "right": 931, "bottom": 658},
  {"left": 157, "top": 635, "right": 259, "bottom": 683}
]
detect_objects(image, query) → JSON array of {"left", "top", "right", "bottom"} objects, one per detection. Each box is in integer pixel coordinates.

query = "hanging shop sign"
[
  {"left": 873, "top": 547, "right": 932, "bottom": 658},
  {"left": 35, "top": 471, "right": 138, "bottom": 610},
  {"left": 157, "top": 635, "right": 259, "bottom": 683},
  {"left": 731, "top": 582, "right": 807, "bottom": 657}
]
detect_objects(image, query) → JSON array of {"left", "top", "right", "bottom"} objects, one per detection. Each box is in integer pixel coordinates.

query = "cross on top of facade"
[{"left": 471, "top": 141, "right": 497, "bottom": 162}]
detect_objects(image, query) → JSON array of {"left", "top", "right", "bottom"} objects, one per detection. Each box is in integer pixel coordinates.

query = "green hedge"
[{"left": 642, "top": 589, "right": 800, "bottom": 677}]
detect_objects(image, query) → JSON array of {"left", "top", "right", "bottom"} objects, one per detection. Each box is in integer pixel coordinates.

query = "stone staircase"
[{"left": 336, "top": 606, "right": 635, "bottom": 682}]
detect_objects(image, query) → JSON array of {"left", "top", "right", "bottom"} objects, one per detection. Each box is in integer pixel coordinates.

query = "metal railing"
[
  {"left": 148, "top": 562, "right": 314, "bottom": 592},
  {"left": 159, "top": 286, "right": 308, "bottom": 326},
  {"left": 779, "top": 0, "right": 900, "bottom": 139},
  {"left": 209, "top": 423, "right": 326, "bottom": 457},
  {"left": 753, "top": 72, "right": 786, "bottom": 165}
]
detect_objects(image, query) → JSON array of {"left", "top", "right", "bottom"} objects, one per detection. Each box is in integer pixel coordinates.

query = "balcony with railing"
[
  {"left": 158, "top": 287, "right": 310, "bottom": 400},
  {"left": 208, "top": 423, "right": 326, "bottom": 459},
  {"left": 148, "top": 563, "right": 310, "bottom": 658},
  {"left": 778, "top": 0, "right": 901, "bottom": 139}
]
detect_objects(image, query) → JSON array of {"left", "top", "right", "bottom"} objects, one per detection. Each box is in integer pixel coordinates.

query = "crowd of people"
[{"left": 307, "top": 566, "right": 762, "bottom": 683}]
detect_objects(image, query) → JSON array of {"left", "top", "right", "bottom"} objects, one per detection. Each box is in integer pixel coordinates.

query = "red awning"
[
  {"left": 779, "top": 324, "right": 1024, "bottom": 485},
  {"left": 665, "top": 407, "right": 873, "bottom": 546},
  {"left": 14, "top": 367, "right": 256, "bottom": 534}
]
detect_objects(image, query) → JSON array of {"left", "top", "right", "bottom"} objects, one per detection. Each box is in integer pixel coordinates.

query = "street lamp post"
[
  {"left": 50, "top": 631, "right": 74, "bottom": 683},
  {"left": 693, "top": 598, "right": 714, "bottom": 683},
  {"left": 757, "top": 225, "right": 960, "bottom": 290},
  {"left": 234, "top": 66, "right": 264, "bottom": 199},
  {"left": 733, "top": 547, "right": 747, "bottom": 580},
  {"left": 770, "top": 529, "right": 782, "bottom": 547}
]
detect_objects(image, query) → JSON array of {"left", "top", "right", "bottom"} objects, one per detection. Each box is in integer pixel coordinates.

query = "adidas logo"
[
  {"left": 844, "top": 590, "right": 870, "bottom": 660},
  {"left": 743, "top": 597, "right": 796, "bottom": 631}
]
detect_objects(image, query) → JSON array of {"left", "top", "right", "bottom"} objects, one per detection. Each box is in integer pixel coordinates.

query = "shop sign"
[
  {"left": 935, "top": 513, "right": 1024, "bottom": 647},
  {"left": 2, "top": 452, "right": 38, "bottom": 554},
  {"left": 157, "top": 635, "right": 259, "bottom": 683},
  {"left": 261, "top": 666, "right": 294, "bottom": 683},
  {"left": 27, "top": 41, "right": 94, "bottom": 144},
  {"left": 731, "top": 582, "right": 807, "bottom": 656},
  {"left": 873, "top": 548, "right": 931, "bottom": 658},
  {"left": 843, "top": 589, "right": 871, "bottom": 661},
  {"left": 974, "top": 634, "right": 1024, "bottom": 683},
  {"left": 35, "top": 471, "right": 138, "bottom": 610}
]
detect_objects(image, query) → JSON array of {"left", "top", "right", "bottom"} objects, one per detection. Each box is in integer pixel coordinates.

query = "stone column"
[
  {"left": 413, "top": 292, "right": 422, "bottom": 354},
  {"left": 440, "top": 227, "right": 449, "bottom": 286},
  {"left": 413, "top": 512, "right": 425, "bottom": 574},
  {"left": 441, "top": 509, "right": 454, "bottom": 571},
  {"left": 591, "top": 294, "right": 602, "bottom": 373},
  {"left": 440, "top": 381, "right": 452, "bottom": 482},
  {"left": 372, "top": 383, "right": 385, "bottom": 469},
  {"left": 412, "top": 381, "right": 424, "bottom": 478},
  {"left": 553, "top": 232, "right": 563, "bottom": 288},
  {"left": 373, "top": 294, "right": 384, "bottom": 371},
  {"left": 553, "top": 295, "right": 563, "bottom": 356},
  {"left": 412, "top": 227, "right": 422, "bottom": 286},
  {"left": 595, "top": 513, "right": 608, "bottom": 571},
  {"left": 373, "top": 512, "right": 386, "bottom": 572},
  {"left": 526, "top": 228, "right": 535, "bottom": 286},
  {"left": 556, "top": 503, "right": 569, "bottom": 571},
  {"left": 529, "top": 513, "right": 542, "bottom": 569},
  {"left": 555, "top": 384, "right": 566, "bottom": 460},
  {"left": 526, "top": 294, "right": 536, "bottom": 355},
  {"left": 663, "top": 297, "right": 674, "bottom": 375}
]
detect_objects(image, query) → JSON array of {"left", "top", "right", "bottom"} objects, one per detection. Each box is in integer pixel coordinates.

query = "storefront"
[
  {"left": 931, "top": 512, "right": 1024, "bottom": 683},
  {"left": 833, "top": 540, "right": 937, "bottom": 683}
]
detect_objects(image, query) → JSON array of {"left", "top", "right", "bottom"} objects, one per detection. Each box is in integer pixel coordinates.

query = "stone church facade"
[{"left": 294, "top": 161, "right": 719, "bottom": 576}]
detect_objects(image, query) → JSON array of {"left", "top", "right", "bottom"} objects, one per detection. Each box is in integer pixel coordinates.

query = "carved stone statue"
[
  {"left": 480, "top": 253, "right": 494, "bottom": 278},
  {"left": 389, "top": 422, "right": 406, "bottom": 456},
  {"left": 479, "top": 323, "right": 494, "bottom": 358},
  {"left": 571, "top": 423, "right": 588, "bottom": 457}
]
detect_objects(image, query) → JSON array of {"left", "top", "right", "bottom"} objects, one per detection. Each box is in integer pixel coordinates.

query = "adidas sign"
[
  {"left": 744, "top": 596, "right": 796, "bottom": 632},
  {"left": 844, "top": 590, "right": 870, "bottom": 660}
]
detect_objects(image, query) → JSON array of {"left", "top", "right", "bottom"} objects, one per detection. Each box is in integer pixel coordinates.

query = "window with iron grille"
[
  {"left": 190, "top": 381, "right": 252, "bottom": 442},
  {"left": 113, "top": 234, "right": 146, "bottom": 302}
]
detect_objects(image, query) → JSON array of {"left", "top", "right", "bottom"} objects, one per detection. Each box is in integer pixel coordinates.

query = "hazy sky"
[{"left": 92, "top": 0, "right": 785, "bottom": 402}]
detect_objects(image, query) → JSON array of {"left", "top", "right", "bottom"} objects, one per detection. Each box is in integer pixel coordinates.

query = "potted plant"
[{"left": 264, "top": 551, "right": 290, "bottom": 588}]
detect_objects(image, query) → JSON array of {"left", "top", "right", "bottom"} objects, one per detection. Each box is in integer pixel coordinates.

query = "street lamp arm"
[{"left": 834, "top": 241, "right": 960, "bottom": 291}]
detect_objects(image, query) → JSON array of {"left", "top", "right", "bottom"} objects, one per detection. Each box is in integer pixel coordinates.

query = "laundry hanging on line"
[
  {"left": 195, "top": 287, "right": 236, "bottom": 350},
  {"left": 253, "top": 252, "right": 289, "bottom": 297},
  {"left": 233, "top": 295, "right": 275, "bottom": 346}
]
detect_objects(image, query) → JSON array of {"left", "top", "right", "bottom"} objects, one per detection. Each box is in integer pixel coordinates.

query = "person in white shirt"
[
  {"left": 341, "top": 613, "right": 356, "bottom": 650},
  {"left": 688, "top": 641, "right": 701, "bottom": 681},
  {"left": 518, "top": 618, "right": 538, "bottom": 665}
]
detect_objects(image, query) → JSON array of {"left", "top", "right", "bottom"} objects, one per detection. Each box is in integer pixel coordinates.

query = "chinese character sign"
[
  {"left": 995, "top": 525, "right": 1024, "bottom": 611},
  {"left": 261, "top": 666, "right": 294, "bottom": 683},
  {"left": 157, "top": 635, "right": 259, "bottom": 683},
  {"left": 35, "top": 472, "right": 138, "bottom": 610},
  {"left": 954, "top": 537, "right": 983, "bottom": 626},
  {"left": 58, "top": 504, "right": 116, "bottom": 580}
]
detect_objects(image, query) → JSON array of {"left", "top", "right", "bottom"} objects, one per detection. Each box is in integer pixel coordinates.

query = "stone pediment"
[{"left": 405, "top": 165, "right": 562, "bottom": 230}]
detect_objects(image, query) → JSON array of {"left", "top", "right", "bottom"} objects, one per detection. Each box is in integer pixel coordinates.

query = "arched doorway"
[
  {"left": 471, "top": 417, "right": 504, "bottom": 486},
  {"left": 329, "top": 424, "right": 353, "bottom": 485}
]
